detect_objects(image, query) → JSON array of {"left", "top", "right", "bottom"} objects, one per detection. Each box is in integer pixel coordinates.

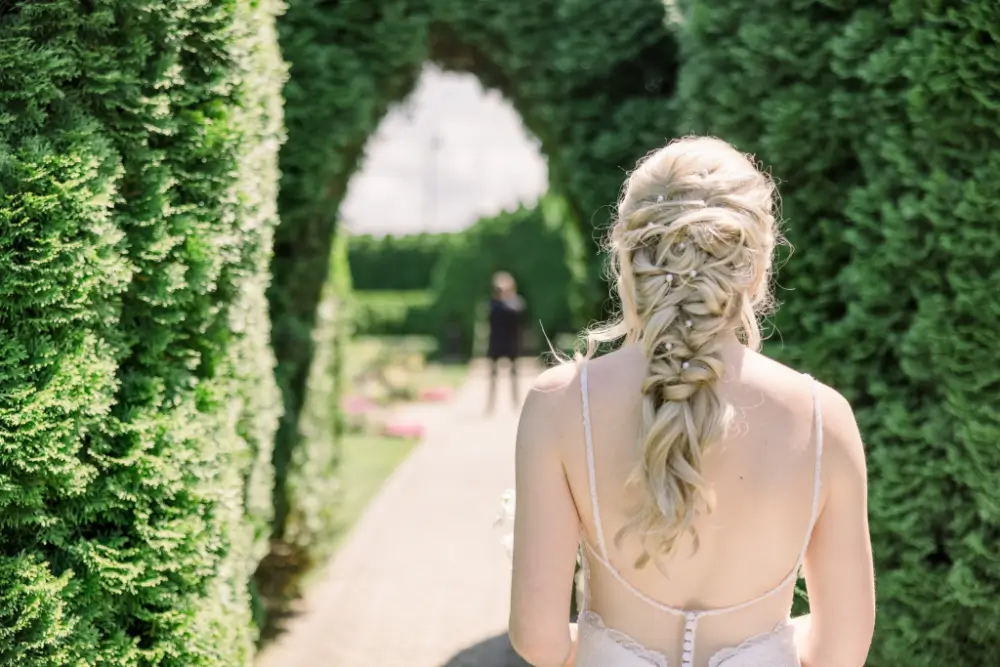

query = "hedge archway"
[
  {"left": 3, "top": 1, "right": 998, "bottom": 664},
  {"left": 268, "top": 0, "right": 680, "bottom": 548}
]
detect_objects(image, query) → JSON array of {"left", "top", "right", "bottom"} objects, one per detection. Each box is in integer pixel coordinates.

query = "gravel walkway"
[{"left": 256, "top": 360, "right": 536, "bottom": 667}]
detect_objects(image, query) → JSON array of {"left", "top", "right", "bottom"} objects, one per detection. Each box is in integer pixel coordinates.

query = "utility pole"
[{"left": 424, "top": 130, "right": 442, "bottom": 233}]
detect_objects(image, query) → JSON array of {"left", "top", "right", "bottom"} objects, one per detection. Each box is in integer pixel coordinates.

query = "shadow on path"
[{"left": 439, "top": 633, "right": 529, "bottom": 667}]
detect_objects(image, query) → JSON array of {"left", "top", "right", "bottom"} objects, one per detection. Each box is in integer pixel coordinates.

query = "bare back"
[{"left": 561, "top": 343, "right": 824, "bottom": 665}]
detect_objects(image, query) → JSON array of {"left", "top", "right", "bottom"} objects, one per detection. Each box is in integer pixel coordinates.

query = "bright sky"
[{"left": 339, "top": 64, "right": 549, "bottom": 237}]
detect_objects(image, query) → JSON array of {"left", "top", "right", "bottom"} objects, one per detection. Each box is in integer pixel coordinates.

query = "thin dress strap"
[
  {"left": 793, "top": 375, "right": 825, "bottom": 571},
  {"left": 580, "top": 362, "right": 610, "bottom": 561}
]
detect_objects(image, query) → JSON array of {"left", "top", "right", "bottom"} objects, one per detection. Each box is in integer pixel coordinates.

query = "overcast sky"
[{"left": 339, "top": 65, "right": 549, "bottom": 237}]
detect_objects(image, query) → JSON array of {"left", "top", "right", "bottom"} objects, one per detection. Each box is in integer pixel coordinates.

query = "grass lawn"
[
  {"left": 257, "top": 430, "right": 419, "bottom": 643},
  {"left": 328, "top": 433, "right": 417, "bottom": 552},
  {"left": 258, "top": 333, "right": 466, "bottom": 643},
  {"left": 328, "top": 335, "right": 466, "bottom": 552},
  {"left": 419, "top": 360, "right": 468, "bottom": 390}
]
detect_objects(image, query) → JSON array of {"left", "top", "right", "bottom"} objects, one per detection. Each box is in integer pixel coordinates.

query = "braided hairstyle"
[{"left": 586, "top": 136, "right": 781, "bottom": 568}]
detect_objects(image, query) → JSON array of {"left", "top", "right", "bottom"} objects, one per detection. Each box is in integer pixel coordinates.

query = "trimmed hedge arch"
[
  {"left": 268, "top": 0, "right": 679, "bottom": 550},
  {"left": 4, "top": 0, "right": 996, "bottom": 664}
]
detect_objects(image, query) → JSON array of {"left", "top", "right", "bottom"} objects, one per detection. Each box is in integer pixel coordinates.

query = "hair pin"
[
  {"left": 656, "top": 195, "right": 664, "bottom": 203},
  {"left": 685, "top": 320, "right": 693, "bottom": 328},
  {"left": 665, "top": 273, "right": 673, "bottom": 283},
  {"left": 682, "top": 362, "right": 690, "bottom": 369},
  {"left": 689, "top": 270, "right": 697, "bottom": 278}
]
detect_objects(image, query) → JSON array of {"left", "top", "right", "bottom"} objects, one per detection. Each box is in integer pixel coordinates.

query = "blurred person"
[
  {"left": 508, "top": 137, "right": 875, "bottom": 667},
  {"left": 486, "top": 271, "right": 525, "bottom": 414}
]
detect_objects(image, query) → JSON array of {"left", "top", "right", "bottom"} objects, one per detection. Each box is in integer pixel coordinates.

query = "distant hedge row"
[
  {"left": 348, "top": 195, "right": 587, "bottom": 355},
  {"left": 0, "top": 0, "right": 285, "bottom": 664},
  {"left": 352, "top": 291, "right": 437, "bottom": 338},
  {"left": 348, "top": 234, "right": 451, "bottom": 291},
  {"left": 676, "top": 1, "right": 1000, "bottom": 664}
]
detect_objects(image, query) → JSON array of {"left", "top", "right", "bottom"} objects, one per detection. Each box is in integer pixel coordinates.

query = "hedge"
[
  {"left": 0, "top": 1, "right": 284, "bottom": 664},
  {"left": 352, "top": 290, "right": 437, "bottom": 338},
  {"left": 274, "top": 228, "right": 353, "bottom": 556},
  {"left": 676, "top": 1, "right": 1000, "bottom": 664},
  {"left": 348, "top": 233, "right": 451, "bottom": 291},
  {"left": 269, "top": 0, "right": 678, "bottom": 552},
  {"left": 350, "top": 194, "right": 586, "bottom": 348}
]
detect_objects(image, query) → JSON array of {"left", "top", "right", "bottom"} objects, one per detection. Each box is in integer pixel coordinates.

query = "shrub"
[
  {"left": 0, "top": 1, "right": 285, "bottom": 664},
  {"left": 675, "top": 1, "right": 1000, "bottom": 663},
  {"left": 352, "top": 291, "right": 437, "bottom": 338},
  {"left": 348, "top": 233, "right": 453, "bottom": 291}
]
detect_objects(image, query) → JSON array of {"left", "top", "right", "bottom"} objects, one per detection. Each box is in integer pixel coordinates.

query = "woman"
[
  {"left": 486, "top": 271, "right": 525, "bottom": 414},
  {"left": 508, "top": 137, "right": 875, "bottom": 667}
]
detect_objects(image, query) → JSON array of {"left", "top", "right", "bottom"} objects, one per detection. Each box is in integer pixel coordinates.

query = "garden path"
[{"left": 256, "top": 358, "right": 537, "bottom": 667}]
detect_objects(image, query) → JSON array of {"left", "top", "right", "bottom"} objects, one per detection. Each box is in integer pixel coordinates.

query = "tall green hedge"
[
  {"left": 277, "top": 228, "right": 353, "bottom": 554},
  {"left": 676, "top": 1, "right": 1000, "bottom": 664},
  {"left": 270, "top": 0, "right": 677, "bottom": 548},
  {"left": 0, "top": 1, "right": 284, "bottom": 664},
  {"left": 431, "top": 195, "right": 587, "bottom": 358},
  {"left": 348, "top": 233, "right": 451, "bottom": 291}
]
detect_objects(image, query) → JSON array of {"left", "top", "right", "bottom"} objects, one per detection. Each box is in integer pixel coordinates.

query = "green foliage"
[
  {"left": 348, "top": 193, "right": 588, "bottom": 351},
  {"left": 353, "top": 291, "right": 436, "bottom": 337},
  {"left": 275, "top": 229, "right": 353, "bottom": 555},
  {"left": 270, "top": 0, "right": 678, "bottom": 545},
  {"left": 676, "top": 1, "right": 1000, "bottom": 663},
  {"left": 431, "top": 195, "right": 587, "bottom": 358},
  {"left": 0, "top": 0, "right": 284, "bottom": 664},
  {"left": 10, "top": 0, "right": 993, "bottom": 664},
  {"left": 348, "top": 233, "right": 452, "bottom": 291},
  {"left": 267, "top": 0, "right": 428, "bottom": 542}
]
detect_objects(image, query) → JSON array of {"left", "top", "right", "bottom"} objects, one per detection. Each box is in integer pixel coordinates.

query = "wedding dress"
[{"left": 503, "top": 363, "right": 822, "bottom": 667}]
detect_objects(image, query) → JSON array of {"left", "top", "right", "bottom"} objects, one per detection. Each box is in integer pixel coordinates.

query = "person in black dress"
[{"left": 486, "top": 271, "right": 525, "bottom": 414}]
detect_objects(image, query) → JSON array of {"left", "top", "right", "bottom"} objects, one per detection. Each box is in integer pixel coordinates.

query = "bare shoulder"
[
  {"left": 743, "top": 351, "right": 867, "bottom": 480},
  {"left": 530, "top": 360, "right": 579, "bottom": 394},
  {"left": 517, "top": 361, "right": 583, "bottom": 454},
  {"left": 813, "top": 380, "right": 868, "bottom": 483}
]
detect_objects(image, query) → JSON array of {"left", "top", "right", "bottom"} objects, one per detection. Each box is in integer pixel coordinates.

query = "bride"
[{"left": 506, "top": 137, "right": 875, "bottom": 667}]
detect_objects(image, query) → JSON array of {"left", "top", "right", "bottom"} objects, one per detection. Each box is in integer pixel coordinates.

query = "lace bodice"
[{"left": 577, "top": 611, "right": 798, "bottom": 667}]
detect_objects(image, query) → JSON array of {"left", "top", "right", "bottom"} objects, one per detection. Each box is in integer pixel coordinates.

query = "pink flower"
[
  {"left": 343, "top": 395, "right": 377, "bottom": 415},
  {"left": 419, "top": 386, "right": 453, "bottom": 402},
  {"left": 383, "top": 421, "right": 425, "bottom": 439}
]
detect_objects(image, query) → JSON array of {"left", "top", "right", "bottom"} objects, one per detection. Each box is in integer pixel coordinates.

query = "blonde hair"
[{"left": 584, "top": 136, "right": 781, "bottom": 567}]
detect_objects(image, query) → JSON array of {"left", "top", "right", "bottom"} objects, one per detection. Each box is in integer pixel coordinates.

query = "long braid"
[{"left": 583, "top": 136, "right": 780, "bottom": 567}]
